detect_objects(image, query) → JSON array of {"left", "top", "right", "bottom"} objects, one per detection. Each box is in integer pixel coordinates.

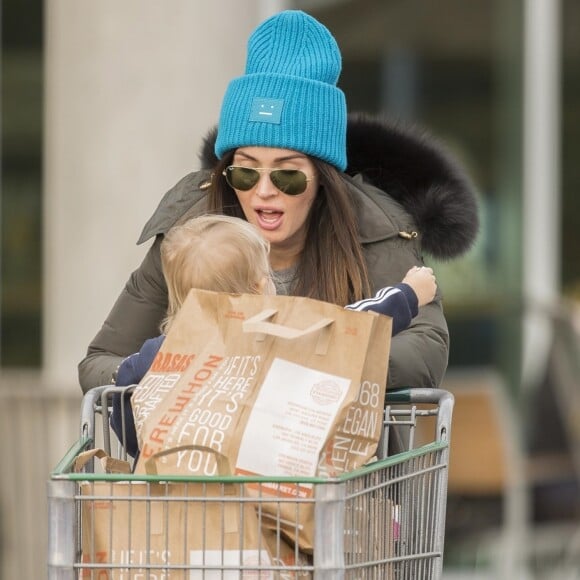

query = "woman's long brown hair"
[{"left": 207, "top": 152, "right": 371, "bottom": 306}]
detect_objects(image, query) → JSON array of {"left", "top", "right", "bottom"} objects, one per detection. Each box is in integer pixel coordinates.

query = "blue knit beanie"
[{"left": 215, "top": 10, "right": 347, "bottom": 171}]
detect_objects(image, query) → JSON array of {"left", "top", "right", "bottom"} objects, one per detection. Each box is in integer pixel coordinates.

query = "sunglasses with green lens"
[{"left": 223, "top": 166, "right": 312, "bottom": 196}]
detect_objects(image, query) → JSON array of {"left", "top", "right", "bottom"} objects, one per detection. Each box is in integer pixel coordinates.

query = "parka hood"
[{"left": 198, "top": 113, "right": 480, "bottom": 260}]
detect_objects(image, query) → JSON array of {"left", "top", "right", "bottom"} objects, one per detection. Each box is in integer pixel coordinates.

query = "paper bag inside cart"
[
  {"left": 130, "top": 289, "right": 392, "bottom": 553},
  {"left": 79, "top": 479, "right": 275, "bottom": 579}
]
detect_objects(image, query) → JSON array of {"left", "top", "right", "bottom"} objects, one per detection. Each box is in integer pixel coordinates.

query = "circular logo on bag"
[{"left": 310, "top": 380, "right": 342, "bottom": 405}]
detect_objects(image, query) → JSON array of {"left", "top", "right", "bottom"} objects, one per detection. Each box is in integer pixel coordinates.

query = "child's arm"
[
  {"left": 345, "top": 266, "right": 437, "bottom": 336},
  {"left": 110, "top": 335, "right": 165, "bottom": 458},
  {"left": 346, "top": 284, "right": 418, "bottom": 335}
]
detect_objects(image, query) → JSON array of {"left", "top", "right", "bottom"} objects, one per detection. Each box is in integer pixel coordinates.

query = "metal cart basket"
[{"left": 48, "top": 385, "right": 453, "bottom": 579}]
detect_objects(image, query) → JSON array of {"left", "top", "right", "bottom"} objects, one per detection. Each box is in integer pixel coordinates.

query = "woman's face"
[{"left": 229, "top": 147, "right": 319, "bottom": 261}]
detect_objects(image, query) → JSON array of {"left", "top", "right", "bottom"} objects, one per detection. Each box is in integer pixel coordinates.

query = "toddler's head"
[{"left": 161, "top": 214, "right": 272, "bottom": 331}]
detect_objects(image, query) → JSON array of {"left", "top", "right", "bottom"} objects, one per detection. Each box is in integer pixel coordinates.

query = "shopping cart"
[{"left": 48, "top": 385, "right": 453, "bottom": 579}]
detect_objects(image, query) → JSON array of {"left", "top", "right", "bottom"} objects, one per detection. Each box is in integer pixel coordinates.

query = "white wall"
[{"left": 43, "top": 1, "right": 276, "bottom": 388}]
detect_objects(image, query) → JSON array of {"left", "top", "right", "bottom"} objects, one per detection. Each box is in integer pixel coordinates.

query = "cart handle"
[
  {"left": 386, "top": 387, "right": 454, "bottom": 443},
  {"left": 386, "top": 387, "right": 452, "bottom": 406}
]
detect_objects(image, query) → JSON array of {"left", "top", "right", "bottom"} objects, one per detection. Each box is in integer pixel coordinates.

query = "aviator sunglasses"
[{"left": 223, "top": 166, "right": 312, "bottom": 196}]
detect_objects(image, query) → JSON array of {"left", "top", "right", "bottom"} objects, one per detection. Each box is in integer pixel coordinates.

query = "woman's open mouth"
[{"left": 255, "top": 208, "right": 284, "bottom": 230}]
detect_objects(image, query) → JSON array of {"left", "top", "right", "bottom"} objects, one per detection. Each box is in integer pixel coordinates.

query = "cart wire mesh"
[{"left": 48, "top": 386, "right": 453, "bottom": 579}]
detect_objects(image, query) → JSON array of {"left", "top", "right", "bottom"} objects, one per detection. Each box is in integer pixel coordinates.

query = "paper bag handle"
[
  {"left": 144, "top": 444, "right": 232, "bottom": 476},
  {"left": 243, "top": 309, "right": 334, "bottom": 355},
  {"left": 74, "top": 448, "right": 131, "bottom": 474}
]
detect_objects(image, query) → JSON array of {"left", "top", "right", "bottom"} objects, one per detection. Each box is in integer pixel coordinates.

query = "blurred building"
[{"left": 1, "top": 0, "right": 579, "bottom": 578}]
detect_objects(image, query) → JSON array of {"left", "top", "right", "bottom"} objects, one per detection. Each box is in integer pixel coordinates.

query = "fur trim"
[
  {"left": 346, "top": 113, "right": 479, "bottom": 259},
  {"left": 198, "top": 113, "right": 480, "bottom": 259},
  {"left": 199, "top": 125, "right": 219, "bottom": 169}
]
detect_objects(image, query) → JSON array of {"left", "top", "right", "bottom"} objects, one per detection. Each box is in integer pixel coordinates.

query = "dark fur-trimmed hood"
[{"left": 199, "top": 113, "right": 480, "bottom": 260}]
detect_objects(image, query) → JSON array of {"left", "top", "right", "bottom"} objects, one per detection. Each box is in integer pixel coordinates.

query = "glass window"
[{"left": 0, "top": 0, "right": 44, "bottom": 366}]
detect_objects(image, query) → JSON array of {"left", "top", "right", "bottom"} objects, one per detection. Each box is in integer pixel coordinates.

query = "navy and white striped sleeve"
[{"left": 345, "top": 283, "right": 419, "bottom": 336}]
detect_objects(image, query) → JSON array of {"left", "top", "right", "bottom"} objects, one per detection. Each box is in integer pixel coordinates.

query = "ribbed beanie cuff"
[{"left": 215, "top": 10, "right": 347, "bottom": 171}]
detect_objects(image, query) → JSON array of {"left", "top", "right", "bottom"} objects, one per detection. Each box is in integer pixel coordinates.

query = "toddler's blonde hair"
[{"left": 160, "top": 214, "right": 270, "bottom": 332}]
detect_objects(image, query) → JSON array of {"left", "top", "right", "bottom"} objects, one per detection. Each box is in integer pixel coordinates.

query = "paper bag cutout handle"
[
  {"left": 74, "top": 448, "right": 131, "bottom": 474},
  {"left": 144, "top": 444, "right": 232, "bottom": 477},
  {"left": 243, "top": 308, "right": 334, "bottom": 355}
]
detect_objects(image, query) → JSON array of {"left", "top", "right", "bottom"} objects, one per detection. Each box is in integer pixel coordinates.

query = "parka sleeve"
[
  {"left": 386, "top": 297, "right": 449, "bottom": 390},
  {"left": 357, "top": 193, "right": 450, "bottom": 390},
  {"left": 77, "top": 236, "right": 168, "bottom": 393}
]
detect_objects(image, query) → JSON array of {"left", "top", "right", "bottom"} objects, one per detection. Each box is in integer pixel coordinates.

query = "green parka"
[{"left": 78, "top": 114, "right": 479, "bottom": 393}]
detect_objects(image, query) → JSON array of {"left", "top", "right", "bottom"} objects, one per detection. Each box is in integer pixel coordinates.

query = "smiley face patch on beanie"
[
  {"left": 249, "top": 98, "right": 284, "bottom": 124},
  {"left": 215, "top": 10, "right": 347, "bottom": 171}
]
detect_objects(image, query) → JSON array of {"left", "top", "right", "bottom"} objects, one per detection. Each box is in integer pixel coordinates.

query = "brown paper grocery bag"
[
  {"left": 342, "top": 492, "right": 396, "bottom": 580},
  {"left": 261, "top": 526, "right": 313, "bottom": 579},
  {"left": 131, "top": 289, "right": 392, "bottom": 552},
  {"left": 79, "top": 446, "right": 272, "bottom": 579},
  {"left": 79, "top": 481, "right": 273, "bottom": 579}
]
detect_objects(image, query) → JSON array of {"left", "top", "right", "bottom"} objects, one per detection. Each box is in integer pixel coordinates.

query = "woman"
[{"left": 78, "top": 10, "right": 479, "bottom": 393}]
